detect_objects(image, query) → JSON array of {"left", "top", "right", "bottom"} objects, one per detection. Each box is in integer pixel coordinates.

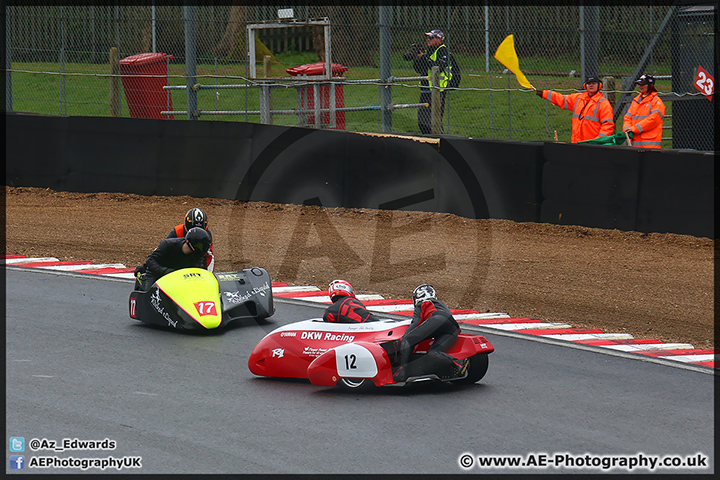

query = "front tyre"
[
  {"left": 338, "top": 378, "right": 375, "bottom": 392},
  {"left": 453, "top": 353, "right": 489, "bottom": 385}
]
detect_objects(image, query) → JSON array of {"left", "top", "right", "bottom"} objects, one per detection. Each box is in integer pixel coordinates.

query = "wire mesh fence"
[{"left": 5, "top": 3, "right": 715, "bottom": 150}]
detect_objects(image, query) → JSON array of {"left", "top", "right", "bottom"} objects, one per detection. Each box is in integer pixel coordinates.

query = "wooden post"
[
  {"left": 110, "top": 47, "right": 120, "bottom": 117},
  {"left": 263, "top": 54, "right": 272, "bottom": 78}
]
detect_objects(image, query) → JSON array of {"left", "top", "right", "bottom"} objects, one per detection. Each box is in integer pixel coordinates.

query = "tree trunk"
[
  {"left": 214, "top": 4, "right": 246, "bottom": 57},
  {"left": 313, "top": 26, "right": 325, "bottom": 62},
  {"left": 329, "top": 5, "right": 376, "bottom": 67},
  {"left": 141, "top": 21, "right": 152, "bottom": 52}
]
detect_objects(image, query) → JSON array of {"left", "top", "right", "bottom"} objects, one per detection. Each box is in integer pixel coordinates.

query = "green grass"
[{"left": 8, "top": 52, "right": 675, "bottom": 148}]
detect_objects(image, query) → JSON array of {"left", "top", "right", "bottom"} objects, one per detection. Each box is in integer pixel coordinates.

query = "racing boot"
[
  {"left": 431, "top": 351, "right": 468, "bottom": 379},
  {"left": 383, "top": 339, "right": 403, "bottom": 366},
  {"left": 452, "top": 357, "right": 470, "bottom": 379},
  {"left": 392, "top": 365, "right": 408, "bottom": 382},
  {"left": 393, "top": 338, "right": 412, "bottom": 382}
]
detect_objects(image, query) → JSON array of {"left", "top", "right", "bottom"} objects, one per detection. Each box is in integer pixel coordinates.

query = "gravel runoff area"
[{"left": 4, "top": 186, "right": 714, "bottom": 350}]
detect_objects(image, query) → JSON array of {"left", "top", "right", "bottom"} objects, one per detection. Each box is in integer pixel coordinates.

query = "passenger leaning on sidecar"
[
  {"left": 393, "top": 284, "right": 468, "bottom": 381},
  {"left": 134, "top": 227, "right": 212, "bottom": 291},
  {"left": 323, "top": 280, "right": 381, "bottom": 323}
]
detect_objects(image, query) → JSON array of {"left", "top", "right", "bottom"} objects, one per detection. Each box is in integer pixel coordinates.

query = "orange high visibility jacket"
[
  {"left": 622, "top": 91, "right": 666, "bottom": 149},
  {"left": 542, "top": 89, "right": 614, "bottom": 142}
]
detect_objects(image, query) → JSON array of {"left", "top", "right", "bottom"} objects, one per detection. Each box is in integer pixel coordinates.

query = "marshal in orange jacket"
[
  {"left": 541, "top": 89, "right": 615, "bottom": 143},
  {"left": 622, "top": 91, "right": 666, "bottom": 149}
]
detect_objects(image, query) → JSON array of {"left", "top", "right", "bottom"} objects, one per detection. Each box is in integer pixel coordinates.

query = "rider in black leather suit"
[{"left": 394, "top": 284, "right": 467, "bottom": 381}]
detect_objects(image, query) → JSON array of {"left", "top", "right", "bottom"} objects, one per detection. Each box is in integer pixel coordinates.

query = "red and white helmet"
[{"left": 328, "top": 279, "right": 355, "bottom": 300}]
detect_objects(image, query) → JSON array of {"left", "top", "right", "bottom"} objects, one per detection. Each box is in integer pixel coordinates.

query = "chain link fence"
[{"left": 5, "top": 3, "right": 715, "bottom": 150}]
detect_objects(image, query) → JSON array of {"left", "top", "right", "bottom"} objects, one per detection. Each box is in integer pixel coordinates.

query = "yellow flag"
[{"left": 494, "top": 34, "right": 535, "bottom": 90}]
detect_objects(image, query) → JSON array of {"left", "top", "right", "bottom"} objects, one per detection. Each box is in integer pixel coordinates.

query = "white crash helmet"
[{"left": 413, "top": 284, "right": 437, "bottom": 306}]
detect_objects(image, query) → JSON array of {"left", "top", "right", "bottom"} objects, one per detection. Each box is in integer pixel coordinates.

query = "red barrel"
[
  {"left": 287, "top": 62, "right": 348, "bottom": 129},
  {"left": 119, "top": 52, "right": 174, "bottom": 119}
]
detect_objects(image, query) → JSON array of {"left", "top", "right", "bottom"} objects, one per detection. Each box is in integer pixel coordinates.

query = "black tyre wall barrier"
[
  {"left": 6, "top": 114, "right": 71, "bottom": 188},
  {"left": 4, "top": 113, "right": 714, "bottom": 238},
  {"left": 635, "top": 148, "right": 714, "bottom": 238},
  {"left": 539, "top": 141, "right": 714, "bottom": 237},
  {"left": 237, "top": 128, "right": 487, "bottom": 219},
  {"left": 438, "top": 137, "right": 543, "bottom": 222},
  {"left": 540, "top": 142, "right": 642, "bottom": 231}
]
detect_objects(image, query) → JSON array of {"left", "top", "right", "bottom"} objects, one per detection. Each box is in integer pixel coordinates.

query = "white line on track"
[
  {"left": 36, "top": 263, "right": 128, "bottom": 271},
  {"left": 2, "top": 257, "right": 60, "bottom": 264}
]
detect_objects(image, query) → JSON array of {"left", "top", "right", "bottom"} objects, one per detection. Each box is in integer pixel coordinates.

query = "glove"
[
  {"left": 134, "top": 264, "right": 146, "bottom": 282},
  {"left": 536, "top": 89, "right": 544, "bottom": 97}
]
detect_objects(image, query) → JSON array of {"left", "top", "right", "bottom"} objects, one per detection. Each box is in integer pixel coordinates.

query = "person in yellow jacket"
[
  {"left": 536, "top": 75, "right": 614, "bottom": 142},
  {"left": 405, "top": 29, "right": 460, "bottom": 134},
  {"left": 623, "top": 74, "right": 666, "bottom": 149}
]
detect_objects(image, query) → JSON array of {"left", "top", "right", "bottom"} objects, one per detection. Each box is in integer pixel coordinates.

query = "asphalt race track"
[{"left": 5, "top": 268, "right": 714, "bottom": 474}]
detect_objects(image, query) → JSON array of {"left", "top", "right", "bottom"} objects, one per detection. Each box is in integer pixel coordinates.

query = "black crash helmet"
[
  {"left": 185, "top": 207, "right": 208, "bottom": 231},
  {"left": 185, "top": 227, "right": 211, "bottom": 254}
]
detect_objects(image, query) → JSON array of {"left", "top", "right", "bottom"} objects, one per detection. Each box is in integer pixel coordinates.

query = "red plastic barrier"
[
  {"left": 285, "top": 62, "right": 348, "bottom": 76},
  {"left": 119, "top": 52, "right": 174, "bottom": 120},
  {"left": 287, "top": 62, "right": 348, "bottom": 129}
]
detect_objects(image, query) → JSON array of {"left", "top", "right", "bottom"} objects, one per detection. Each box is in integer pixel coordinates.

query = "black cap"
[
  {"left": 585, "top": 75, "right": 601, "bottom": 84},
  {"left": 634, "top": 74, "right": 655, "bottom": 85},
  {"left": 425, "top": 29, "right": 445, "bottom": 39}
]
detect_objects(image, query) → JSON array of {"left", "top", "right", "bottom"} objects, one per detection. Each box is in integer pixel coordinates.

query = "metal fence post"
[
  {"left": 580, "top": 5, "right": 599, "bottom": 80},
  {"left": 329, "top": 78, "right": 336, "bottom": 129},
  {"left": 90, "top": 6, "right": 96, "bottom": 64},
  {"left": 612, "top": 6, "right": 676, "bottom": 122},
  {"left": 489, "top": 75, "right": 493, "bottom": 139},
  {"left": 3, "top": 0, "right": 12, "bottom": 112},
  {"left": 60, "top": 6, "right": 66, "bottom": 116},
  {"left": 484, "top": 2, "right": 489, "bottom": 73},
  {"left": 151, "top": 2, "right": 156, "bottom": 53},
  {"left": 379, "top": 5, "right": 392, "bottom": 133},
  {"left": 314, "top": 83, "right": 320, "bottom": 128},
  {"left": 507, "top": 75, "right": 512, "bottom": 140},
  {"left": 184, "top": 4, "right": 198, "bottom": 120},
  {"left": 430, "top": 66, "right": 440, "bottom": 134},
  {"left": 259, "top": 83, "right": 270, "bottom": 124},
  {"left": 260, "top": 55, "right": 271, "bottom": 124}
]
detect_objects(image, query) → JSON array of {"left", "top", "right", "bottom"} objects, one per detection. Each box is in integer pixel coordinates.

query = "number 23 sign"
[{"left": 694, "top": 65, "right": 714, "bottom": 101}]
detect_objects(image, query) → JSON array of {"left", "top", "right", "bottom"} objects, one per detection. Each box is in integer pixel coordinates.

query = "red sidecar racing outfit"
[{"left": 323, "top": 296, "right": 381, "bottom": 323}]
